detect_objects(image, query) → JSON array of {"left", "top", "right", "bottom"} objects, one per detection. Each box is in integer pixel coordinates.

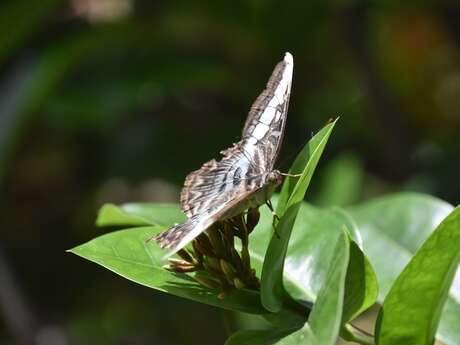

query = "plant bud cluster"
[{"left": 165, "top": 207, "right": 261, "bottom": 298}]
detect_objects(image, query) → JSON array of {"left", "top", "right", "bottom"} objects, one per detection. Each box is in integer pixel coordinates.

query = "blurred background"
[{"left": 1, "top": 1, "right": 459, "bottom": 344}]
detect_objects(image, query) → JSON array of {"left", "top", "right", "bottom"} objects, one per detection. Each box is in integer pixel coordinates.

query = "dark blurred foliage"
[{"left": 1, "top": 1, "right": 460, "bottom": 344}]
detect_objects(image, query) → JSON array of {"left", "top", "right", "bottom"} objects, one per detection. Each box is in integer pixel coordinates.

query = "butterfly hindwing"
[
  {"left": 180, "top": 147, "right": 264, "bottom": 218},
  {"left": 156, "top": 185, "right": 257, "bottom": 256}
]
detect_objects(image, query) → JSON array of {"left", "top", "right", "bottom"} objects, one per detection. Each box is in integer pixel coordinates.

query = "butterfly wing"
[
  {"left": 180, "top": 53, "right": 293, "bottom": 218},
  {"left": 155, "top": 185, "right": 258, "bottom": 257},
  {"left": 240, "top": 52, "right": 293, "bottom": 171},
  {"left": 180, "top": 147, "right": 265, "bottom": 218}
]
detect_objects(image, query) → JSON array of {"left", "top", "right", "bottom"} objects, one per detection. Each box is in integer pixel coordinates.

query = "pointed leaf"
[
  {"left": 342, "top": 235, "right": 378, "bottom": 323},
  {"left": 300, "top": 230, "right": 349, "bottom": 344},
  {"left": 376, "top": 205, "right": 460, "bottom": 345},
  {"left": 261, "top": 203, "right": 302, "bottom": 312},
  {"left": 276, "top": 119, "right": 337, "bottom": 216},
  {"left": 347, "top": 193, "right": 460, "bottom": 344},
  {"left": 68, "top": 226, "right": 265, "bottom": 314},
  {"left": 261, "top": 120, "right": 337, "bottom": 312}
]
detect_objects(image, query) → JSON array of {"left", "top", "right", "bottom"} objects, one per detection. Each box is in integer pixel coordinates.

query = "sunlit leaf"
[
  {"left": 342, "top": 235, "right": 378, "bottom": 323},
  {"left": 376, "top": 205, "right": 460, "bottom": 345},
  {"left": 261, "top": 120, "right": 337, "bottom": 312},
  {"left": 347, "top": 193, "right": 459, "bottom": 344},
  {"left": 69, "top": 226, "right": 265, "bottom": 314}
]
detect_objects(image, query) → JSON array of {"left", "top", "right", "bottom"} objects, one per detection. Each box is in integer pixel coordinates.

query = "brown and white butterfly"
[{"left": 153, "top": 52, "right": 294, "bottom": 257}]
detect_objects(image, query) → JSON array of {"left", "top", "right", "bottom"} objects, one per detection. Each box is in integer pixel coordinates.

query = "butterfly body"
[{"left": 154, "top": 53, "right": 293, "bottom": 257}]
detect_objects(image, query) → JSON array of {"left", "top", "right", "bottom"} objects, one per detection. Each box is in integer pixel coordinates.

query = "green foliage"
[
  {"left": 376, "top": 205, "right": 460, "bottom": 345},
  {"left": 226, "top": 231, "right": 352, "bottom": 345},
  {"left": 347, "top": 193, "right": 460, "bottom": 343},
  {"left": 70, "top": 127, "right": 460, "bottom": 344},
  {"left": 69, "top": 226, "right": 265, "bottom": 314},
  {"left": 261, "top": 119, "right": 337, "bottom": 312}
]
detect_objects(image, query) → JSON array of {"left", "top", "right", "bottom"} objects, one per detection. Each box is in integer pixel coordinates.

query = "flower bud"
[
  {"left": 233, "top": 277, "right": 246, "bottom": 289},
  {"left": 195, "top": 233, "right": 215, "bottom": 257},
  {"left": 163, "top": 259, "right": 197, "bottom": 273},
  {"left": 246, "top": 207, "right": 260, "bottom": 233},
  {"left": 203, "top": 257, "right": 223, "bottom": 276},
  {"left": 230, "top": 247, "right": 243, "bottom": 271},
  {"left": 177, "top": 249, "right": 195, "bottom": 263},
  {"left": 208, "top": 225, "right": 226, "bottom": 257},
  {"left": 220, "top": 259, "right": 236, "bottom": 280},
  {"left": 241, "top": 246, "right": 251, "bottom": 271},
  {"left": 222, "top": 222, "right": 235, "bottom": 247},
  {"left": 194, "top": 273, "right": 221, "bottom": 289}
]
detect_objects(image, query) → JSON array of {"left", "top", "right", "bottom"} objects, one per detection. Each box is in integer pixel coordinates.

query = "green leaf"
[
  {"left": 261, "top": 203, "right": 302, "bottom": 312},
  {"left": 301, "top": 230, "right": 350, "bottom": 344},
  {"left": 276, "top": 119, "right": 338, "bottom": 216},
  {"left": 252, "top": 200, "right": 358, "bottom": 304},
  {"left": 68, "top": 226, "right": 265, "bottom": 314},
  {"left": 342, "top": 235, "right": 378, "bottom": 323},
  {"left": 261, "top": 120, "right": 337, "bottom": 312},
  {"left": 96, "top": 203, "right": 185, "bottom": 227},
  {"left": 227, "top": 231, "right": 351, "bottom": 345},
  {"left": 376, "top": 205, "right": 460, "bottom": 345},
  {"left": 347, "top": 193, "right": 460, "bottom": 344}
]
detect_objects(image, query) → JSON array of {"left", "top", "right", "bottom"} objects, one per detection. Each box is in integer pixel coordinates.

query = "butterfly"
[{"left": 153, "top": 52, "right": 294, "bottom": 257}]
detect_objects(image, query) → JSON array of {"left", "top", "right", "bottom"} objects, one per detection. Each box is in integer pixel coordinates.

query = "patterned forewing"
[
  {"left": 180, "top": 53, "right": 293, "bottom": 218},
  {"left": 241, "top": 52, "right": 293, "bottom": 172}
]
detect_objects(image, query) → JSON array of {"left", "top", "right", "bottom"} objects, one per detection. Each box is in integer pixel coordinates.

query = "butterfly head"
[{"left": 266, "top": 170, "right": 283, "bottom": 187}]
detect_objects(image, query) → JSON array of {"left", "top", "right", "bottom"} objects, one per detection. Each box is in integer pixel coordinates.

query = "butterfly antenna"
[{"left": 281, "top": 172, "right": 302, "bottom": 178}]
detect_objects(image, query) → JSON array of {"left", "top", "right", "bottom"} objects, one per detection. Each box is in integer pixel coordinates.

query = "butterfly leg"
[{"left": 265, "top": 199, "right": 280, "bottom": 239}]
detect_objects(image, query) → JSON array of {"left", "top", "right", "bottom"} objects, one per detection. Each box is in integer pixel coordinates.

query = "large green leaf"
[
  {"left": 251, "top": 200, "right": 360, "bottom": 303},
  {"left": 347, "top": 193, "right": 460, "bottom": 344},
  {"left": 68, "top": 226, "right": 266, "bottom": 314},
  {"left": 96, "top": 203, "right": 184, "bottom": 227},
  {"left": 301, "top": 231, "right": 349, "bottom": 344},
  {"left": 261, "top": 120, "right": 337, "bottom": 312},
  {"left": 226, "top": 231, "right": 351, "bottom": 345},
  {"left": 376, "top": 205, "right": 460, "bottom": 345}
]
